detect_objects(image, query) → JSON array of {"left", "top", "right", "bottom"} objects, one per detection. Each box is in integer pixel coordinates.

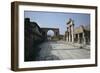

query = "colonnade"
[{"left": 66, "top": 18, "right": 74, "bottom": 43}]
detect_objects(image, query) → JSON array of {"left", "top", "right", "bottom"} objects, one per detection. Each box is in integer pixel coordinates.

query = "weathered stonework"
[{"left": 65, "top": 18, "right": 90, "bottom": 45}]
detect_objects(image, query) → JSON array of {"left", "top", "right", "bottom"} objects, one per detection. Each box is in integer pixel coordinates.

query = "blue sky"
[{"left": 24, "top": 11, "right": 90, "bottom": 35}]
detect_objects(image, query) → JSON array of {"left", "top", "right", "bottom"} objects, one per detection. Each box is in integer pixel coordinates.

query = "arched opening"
[{"left": 47, "top": 30, "right": 54, "bottom": 40}]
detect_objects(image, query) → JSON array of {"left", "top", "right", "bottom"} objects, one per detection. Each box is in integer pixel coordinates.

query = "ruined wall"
[{"left": 24, "top": 18, "right": 45, "bottom": 61}]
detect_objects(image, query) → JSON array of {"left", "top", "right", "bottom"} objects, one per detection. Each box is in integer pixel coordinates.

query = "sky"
[{"left": 24, "top": 11, "right": 90, "bottom": 35}]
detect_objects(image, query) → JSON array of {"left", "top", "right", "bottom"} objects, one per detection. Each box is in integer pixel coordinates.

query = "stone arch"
[
  {"left": 47, "top": 30, "right": 54, "bottom": 40},
  {"left": 41, "top": 28, "right": 59, "bottom": 40},
  {"left": 47, "top": 30, "right": 54, "bottom": 37}
]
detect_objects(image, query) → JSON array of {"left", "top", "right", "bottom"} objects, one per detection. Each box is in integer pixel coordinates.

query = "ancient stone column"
[
  {"left": 66, "top": 32, "right": 67, "bottom": 41},
  {"left": 67, "top": 34, "right": 68, "bottom": 41},
  {"left": 67, "top": 33, "right": 68, "bottom": 42},
  {"left": 83, "top": 32, "right": 86, "bottom": 44},
  {"left": 71, "top": 24, "right": 74, "bottom": 43},
  {"left": 69, "top": 26, "right": 71, "bottom": 42},
  {"left": 66, "top": 28, "right": 68, "bottom": 42}
]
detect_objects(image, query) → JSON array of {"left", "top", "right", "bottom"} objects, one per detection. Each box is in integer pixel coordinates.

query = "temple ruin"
[{"left": 65, "top": 18, "right": 90, "bottom": 45}]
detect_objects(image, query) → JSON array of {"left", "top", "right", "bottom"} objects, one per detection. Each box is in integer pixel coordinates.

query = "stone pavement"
[{"left": 36, "top": 40, "right": 90, "bottom": 61}]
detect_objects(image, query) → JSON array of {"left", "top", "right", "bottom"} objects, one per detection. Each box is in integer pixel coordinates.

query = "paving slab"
[{"left": 36, "top": 41, "right": 90, "bottom": 61}]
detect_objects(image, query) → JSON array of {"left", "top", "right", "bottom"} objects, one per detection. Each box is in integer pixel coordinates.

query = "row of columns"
[
  {"left": 66, "top": 32, "right": 86, "bottom": 44},
  {"left": 66, "top": 23, "right": 74, "bottom": 43},
  {"left": 66, "top": 19, "right": 87, "bottom": 44}
]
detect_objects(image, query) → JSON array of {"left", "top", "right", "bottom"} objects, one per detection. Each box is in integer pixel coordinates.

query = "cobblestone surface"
[{"left": 36, "top": 41, "right": 90, "bottom": 61}]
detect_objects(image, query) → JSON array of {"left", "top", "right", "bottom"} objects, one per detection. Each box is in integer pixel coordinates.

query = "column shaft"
[
  {"left": 71, "top": 25, "right": 74, "bottom": 43},
  {"left": 69, "top": 26, "right": 71, "bottom": 42},
  {"left": 83, "top": 32, "right": 86, "bottom": 44}
]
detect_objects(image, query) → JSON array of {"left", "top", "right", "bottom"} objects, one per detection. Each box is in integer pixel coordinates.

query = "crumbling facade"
[
  {"left": 24, "top": 18, "right": 60, "bottom": 61},
  {"left": 24, "top": 18, "right": 44, "bottom": 61}
]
